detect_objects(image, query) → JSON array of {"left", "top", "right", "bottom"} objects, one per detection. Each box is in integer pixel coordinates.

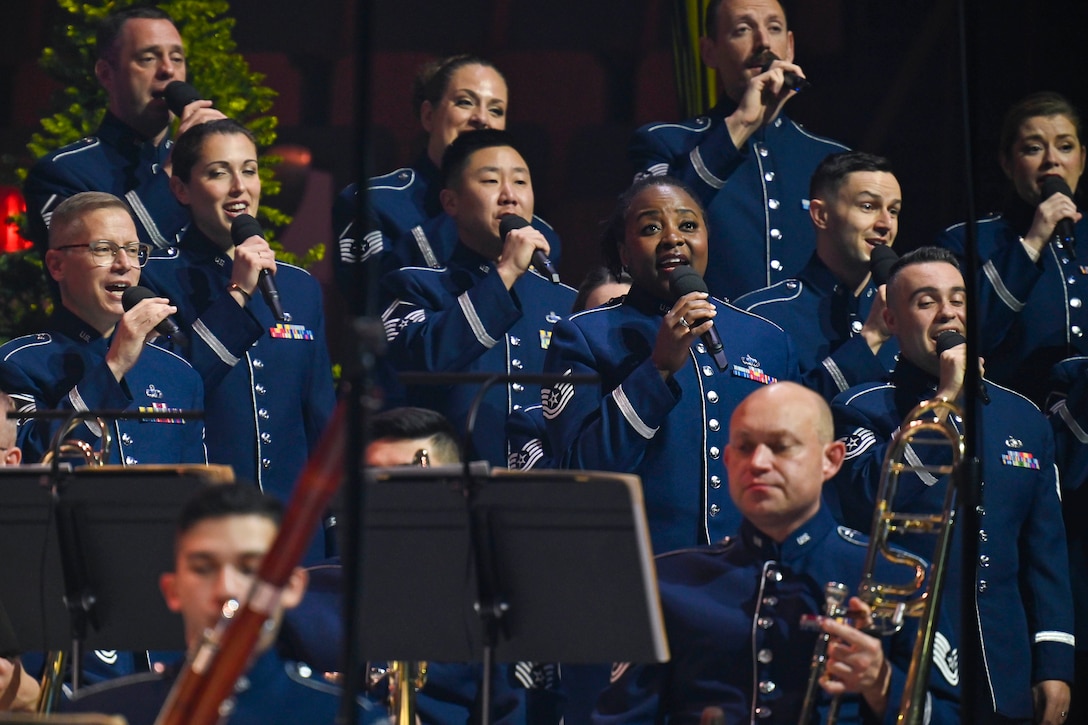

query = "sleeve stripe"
[
  {"left": 689, "top": 146, "right": 726, "bottom": 189},
  {"left": 1052, "top": 399, "right": 1088, "bottom": 444},
  {"left": 457, "top": 292, "right": 499, "bottom": 348},
  {"left": 193, "top": 319, "right": 241, "bottom": 367},
  {"left": 611, "top": 384, "right": 658, "bottom": 440},
  {"left": 981, "top": 259, "right": 1026, "bottom": 312},
  {"left": 124, "top": 190, "right": 170, "bottom": 248},
  {"left": 822, "top": 357, "right": 850, "bottom": 392},
  {"left": 411, "top": 225, "right": 440, "bottom": 268},
  {"left": 1034, "top": 631, "right": 1075, "bottom": 646},
  {"left": 68, "top": 386, "right": 103, "bottom": 438}
]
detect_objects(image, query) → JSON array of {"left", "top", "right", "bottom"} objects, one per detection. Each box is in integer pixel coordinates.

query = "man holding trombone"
[
  {"left": 830, "top": 247, "right": 1073, "bottom": 724},
  {"left": 594, "top": 382, "right": 959, "bottom": 724}
]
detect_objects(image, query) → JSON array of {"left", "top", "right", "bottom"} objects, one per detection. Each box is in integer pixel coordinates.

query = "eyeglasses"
[{"left": 55, "top": 241, "right": 152, "bottom": 268}]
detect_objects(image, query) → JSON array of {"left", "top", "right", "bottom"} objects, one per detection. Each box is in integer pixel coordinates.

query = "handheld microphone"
[
  {"left": 1040, "top": 176, "right": 1076, "bottom": 259},
  {"left": 122, "top": 285, "right": 188, "bottom": 348},
  {"left": 668, "top": 266, "right": 729, "bottom": 371},
  {"left": 935, "top": 330, "right": 989, "bottom": 405},
  {"left": 229, "top": 214, "right": 287, "bottom": 322},
  {"left": 160, "top": 80, "right": 203, "bottom": 117},
  {"left": 758, "top": 52, "right": 811, "bottom": 93},
  {"left": 869, "top": 244, "right": 899, "bottom": 286},
  {"left": 499, "top": 215, "right": 559, "bottom": 283}
]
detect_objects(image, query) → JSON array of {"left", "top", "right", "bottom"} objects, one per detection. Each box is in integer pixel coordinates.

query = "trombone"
[{"left": 801, "top": 397, "right": 963, "bottom": 725}]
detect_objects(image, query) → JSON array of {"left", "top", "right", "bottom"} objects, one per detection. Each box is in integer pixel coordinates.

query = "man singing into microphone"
[
  {"left": 0, "top": 191, "right": 206, "bottom": 466},
  {"left": 629, "top": 0, "right": 848, "bottom": 301},
  {"left": 24, "top": 6, "right": 225, "bottom": 251},
  {"left": 140, "top": 119, "right": 335, "bottom": 564},
  {"left": 735, "top": 151, "right": 901, "bottom": 401},
  {"left": 829, "top": 246, "right": 1074, "bottom": 723},
  {"left": 380, "top": 128, "right": 576, "bottom": 467}
]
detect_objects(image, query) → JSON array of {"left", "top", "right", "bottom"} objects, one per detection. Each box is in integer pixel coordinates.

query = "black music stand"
[
  {"left": 0, "top": 465, "right": 233, "bottom": 684},
  {"left": 356, "top": 465, "right": 668, "bottom": 722}
]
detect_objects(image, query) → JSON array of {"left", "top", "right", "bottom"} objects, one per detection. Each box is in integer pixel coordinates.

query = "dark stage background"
[{"left": 1, "top": 0, "right": 1085, "bottom": 323}]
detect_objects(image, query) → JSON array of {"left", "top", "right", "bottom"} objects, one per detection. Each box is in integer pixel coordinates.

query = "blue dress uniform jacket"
[
  {"left": 734, "top": 254, "right": 898, "bottom": 401},
  {"left": 140, "top": 226, "right": 337, "bottom": 507},
  {"left": 0, "top": 306, "right": 206, "bottom": 465},
  {"left": 541, "top": 286, "right": 799, "bottom": 554},
  {"left": 333, "top": 157, "right": 562, "bottom": 303},
  {"left": 630, "top": 101, "right": 847, "bottom": 301},
  {"left": 830, "top": 360, "right": 1074, "bottom": 719},
  {"left": 381, "top": 243, "right": 576, "bottom": 467},
  {"left": 592, "top": 507, "right": 960, "bottom": 725},
  {"left": 63, "top": 648, "right": 389, "bottom": 725},
  {"left": 23, "top": 113, "right": 189, "bottom": 251},
  {"left": 936, "top": 204, "right": 1088, "bottom": 406}
]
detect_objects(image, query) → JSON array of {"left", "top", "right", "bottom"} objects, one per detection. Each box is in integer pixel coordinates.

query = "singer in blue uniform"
[
  {"left": 0, "top": 192, "right": 206, "bottom": 467},
  {"left": 381, "top": 129, "right": 575, "bottom": 467},
  {"left": 829, "top": 248, "right": 1073, "bottom": 723},
  {"left": 594, "top": 383, "right": 960, "bottom": 725},
  {"left": 23, "top": 6, "right": 225, "bottom": 251},
  {"left": 542, "top": 176, "right": 798, "bottom": 555},
  {"left": 629, "top": 0, "right": 847, "bottom": 301},
  {"left": 140, "top": 120, "right": 335, "bottom": 562},
  {"left": 935, "top": 91, "right": 1087, "bottom": 408},
  {"left": 734, "top": 152, "right": 901, "bottom": 401},
  {"left": 333, "top": 54, "right": 561, "bottom": 307}
]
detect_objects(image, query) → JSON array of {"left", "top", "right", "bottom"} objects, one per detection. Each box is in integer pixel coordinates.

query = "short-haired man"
[
  {"left": 594, "top": 382, "right": 959, "bottom": 723},
  {"left": 735, "top": 151, "right": 900, "bottom": 400},
  {"left": 24, "top": 5, "right": 225, "bottom": 250},
  {"left": 830, "top": 247, "right": 1073, "bottom": 722},
  {"left": 64, "top": 483, "right": 385, "bottom": 724},
  {"left": 380, "top": 129, "right": 576, "bottom": 467},
  {"left": 630, "top": 0, "right": 848, "bottom": 301},
  {"left": 0, "top": 192, "right": 206, "bottom": 466}
]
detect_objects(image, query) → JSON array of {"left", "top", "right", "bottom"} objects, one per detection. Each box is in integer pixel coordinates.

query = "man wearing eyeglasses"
[{"left": 0, "top": 192, "right": 207, "bottom": 466}]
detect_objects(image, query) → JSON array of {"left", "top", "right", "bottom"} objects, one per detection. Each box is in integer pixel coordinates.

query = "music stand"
[
  {"left": 356, "top": 465, "right": 669, "bottom": 665},
  {"left": 0, "top": 465, "right": 233, "bottom": 681}
]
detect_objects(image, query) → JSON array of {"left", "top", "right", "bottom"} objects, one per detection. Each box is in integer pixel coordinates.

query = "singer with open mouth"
[
  {"left": 140, "top": 118, "right": 336, "bottom": 565},
  {"left": 541, "top": 174, "right": 798, "bottom": 556},
  {"left": 936, "top": 91, "right": 1086, "bottom": 409}
]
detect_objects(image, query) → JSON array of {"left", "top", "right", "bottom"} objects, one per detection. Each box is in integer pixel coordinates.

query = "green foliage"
[{"left": 0, "top": 252, "right": 52, "bottom": 344}]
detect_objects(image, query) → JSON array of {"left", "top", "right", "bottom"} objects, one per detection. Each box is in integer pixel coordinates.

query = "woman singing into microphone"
[
  {"left": 936, "top": 91, "right": 1086, "bottom": 407},
  {"left": 141, "top": 118, "right": 336, "bottom": 564},
  {"left": 541, "top": 175, "right": 799, "bottom": 555}
]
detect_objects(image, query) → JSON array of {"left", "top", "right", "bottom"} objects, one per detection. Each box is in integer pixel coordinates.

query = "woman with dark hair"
[
  {"left": 333, "top": 54, "right": 562, "bottom": 302},
  {"left": 142, "top": 118, "right": 336, "bottom": 563},
  {"left": 541, "top": 175, "right": 798, "bottom": 554},
  {"left": 936, "top": 91, "right": 1086, "bottom": 406}
]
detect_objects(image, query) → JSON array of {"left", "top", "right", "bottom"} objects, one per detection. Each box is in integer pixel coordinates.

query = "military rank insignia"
[
  {"left": 269, "top": 323, "right": 314, "bottom": 340},
  {"left": 731, "top": 354, "right": 777, "bottom": 385},
  {"left": 138, "top": 402, "right": 186, "bottom": 424},
  {"left": 539, "top": 330, "right": 552, "bottom": 349},
  {"left": 1001, "top": 450, "right": 1039, "bottom": 469}
]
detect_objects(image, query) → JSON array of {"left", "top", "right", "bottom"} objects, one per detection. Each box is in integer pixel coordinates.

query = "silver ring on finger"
[{"left": 678, "top": 316, "right": 690, "bottom": 329}]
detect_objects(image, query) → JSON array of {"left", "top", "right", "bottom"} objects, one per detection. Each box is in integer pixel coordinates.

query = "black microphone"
[
  {"left": 121, "top": 285, "right": 188, "bottom": 348},
  {"left": 758, "top": 52, "right": 811, "bottom": 93},
  {"left": 935, "top": 330, "right": 989, "bottom": 405},
  {"left": 1040, "top": 176, "right": 1076, "bottom": 259},
  {"left": 499, "top": 215, "right": 559, "bottom": 283},
  {"left": 668, "top": 266, "right": 729, "bottom": 371},
  {"left": 160, "top": 80, "right": 203, "bottom": 117},
  {"left": 230, "top": 214, "right": 287, "bottom": 322},
  {"left": 869, "top": 244, "right": 899, "bottom": 286}
]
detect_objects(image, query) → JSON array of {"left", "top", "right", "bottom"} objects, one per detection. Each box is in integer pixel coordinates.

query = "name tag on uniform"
[
  {"left": 138, "top": 403, "right": 186, "bottom": 424},
  {"left": 269, "top": 323, "right": 314, "bottom": 340}
]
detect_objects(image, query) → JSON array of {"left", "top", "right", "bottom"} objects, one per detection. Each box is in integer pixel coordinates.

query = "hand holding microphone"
[
  {"left": 230, "top": 214, "right": 287, "bottom": 322},
  {"left": 1039, "top": 176, "right": 1078, "bottom": 259},
  {"left": 935, "top": 330, "right": 989, "bottom": 404},
  {"left": 158, "top": 80, "right": 226, "bottom": 135},
  {"left": 669, "top": 266, "right": 728, "bottom": 371},
  {"left": 122, "top": 286, "right": 188, "bottom": 348},
  {"left": 498, "top": 215, "right": 560, "bottom": 284}
]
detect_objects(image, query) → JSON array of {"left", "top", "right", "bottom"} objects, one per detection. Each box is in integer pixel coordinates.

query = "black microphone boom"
[
  {"left": 935, "top": 330, "right": 989, "bottom": 405},
  {"left": 1040, "top": 176, "right": 1076, "bottom": 259},
  {"left": 668, "top": 266, "right": 729, "bottom": 371},
  {"left": 161, "top": 81, "right": 203, "bottom": 117},
  {"left": 230, "top": 214, "right": 287, "bottom": 322},
  {"left": 122, "top": 285, "right": 188, "bottom": 348},
  {"left": 499, "top": 215, "right": 559, "bottom": 284}
]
